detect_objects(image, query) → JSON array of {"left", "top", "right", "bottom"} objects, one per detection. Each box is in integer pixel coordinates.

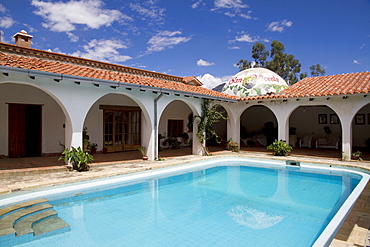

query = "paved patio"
[{"left": 0, "top": 147, "right": 369, "bottom": 247}]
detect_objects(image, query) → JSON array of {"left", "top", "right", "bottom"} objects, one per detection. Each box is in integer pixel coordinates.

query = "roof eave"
[{"left": 0, "top": 65, "right": 238, "bottom": 102}]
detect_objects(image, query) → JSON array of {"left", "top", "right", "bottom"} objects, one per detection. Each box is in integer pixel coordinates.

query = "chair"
[
  {"left": 315, "top": 137, "right": 340, "bottom": 150},
  {"left": 299, "top": 135, "right": 312, "bottom": 148}
]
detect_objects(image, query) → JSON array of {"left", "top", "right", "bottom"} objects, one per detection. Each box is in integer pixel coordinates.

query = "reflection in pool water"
[
  {"left": 1, "top": 158, "right": 367, "bottom": 247},
  {"left": 227, "top": 205, "right": 285, "bottom": 230}
]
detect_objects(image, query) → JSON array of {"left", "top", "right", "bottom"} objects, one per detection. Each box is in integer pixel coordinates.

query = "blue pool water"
[{"left": 2, "top": 158, "right": 368, "bottom": 247}]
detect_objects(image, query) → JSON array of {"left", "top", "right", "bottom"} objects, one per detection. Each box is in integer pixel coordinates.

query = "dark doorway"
[{"left": 8, "top": 104, "right": 42, "bottom": 157}]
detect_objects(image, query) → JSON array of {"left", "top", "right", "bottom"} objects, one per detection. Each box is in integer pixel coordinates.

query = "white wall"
[
  {"left": 352, "top": 103, "right": 370, "bottom": 147},
  {"left": 289, "top": 106, "right": 342, "bottom": 139},
  {"left": 158, "top": 100, "right": 192, "bottom": 137},
  {"left": 84, "top": 94, "right": 139, "bottom": 152},
  {"left": 0, "top": 83, "right": 65, "bottom": 155}
]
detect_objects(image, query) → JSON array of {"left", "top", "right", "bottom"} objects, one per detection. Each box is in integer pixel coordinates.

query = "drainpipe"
[{"left": 154, "top": 93, "right": 164, "bottom": 160}]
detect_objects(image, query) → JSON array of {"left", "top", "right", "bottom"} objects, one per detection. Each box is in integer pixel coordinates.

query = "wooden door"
[
  {"left": 103, "top": 108, "right": 141, "bottom": 152},
  {"left": 8, "top": 104, "right": 42, "bottom": 157},
  {"left": 123, "top": 111, "right": 141, "bottom": 151},
  {"left": 8, "top": 104, "right": 26, "bottom": 157}
]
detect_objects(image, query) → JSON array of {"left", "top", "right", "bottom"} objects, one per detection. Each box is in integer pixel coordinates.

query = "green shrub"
[
  {"left": 352, "top": 151, "right": 363, "bottom": 161},
  {"left": 163, "top": 137, "right": 181, "bottom": 149},
  {"left": 59, "top": 146, "right": 93, "bottom": 172},
  {"left": 226, "top": 139, "right": 239, "bottom": 152},
  {"left": 266, "top": 140, "right": 293, "bottom": 156}
]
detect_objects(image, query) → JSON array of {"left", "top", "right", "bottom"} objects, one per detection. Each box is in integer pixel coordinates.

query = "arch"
[
  {"left": 351, "top": 102, "right": 370, "bottom": 158},
  {"left": 207, "top": 104, "right": 228, "bottom": 149},
  {"left": 239, "top": 105, "right": 278, "bottom": 147},
  {"left": 0, "top": 81, "right": 71, "bottom": 156},
  {"left": 289, "top": 105, "right": 342, "bottom": 150},
  {"left": 158, "top": 99, "right": 194, "bottom": 151},
  {"left": 83, "top": 92, "right": 153, "bottom": 154}
]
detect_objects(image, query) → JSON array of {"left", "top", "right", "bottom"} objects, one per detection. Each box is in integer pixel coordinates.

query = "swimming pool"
[{"left": 0, "top": 157, "right": 369, "bottom": 247}]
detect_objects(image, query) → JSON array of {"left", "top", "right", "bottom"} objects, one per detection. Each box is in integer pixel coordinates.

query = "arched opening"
[
  {"left": 158, "top": 100, "right": 193, "bottom": 157},
  {"left": 83, "top": 93, "right": 149, "bottom": 161},
  {"left": 240, "top": 105, "right": 278, "bottom": 151},
  {"left": 352, "top": 103, "right": 370, "bottom": 160},
  {"left": 289, "top": 105, "right": 342, "bottom": 158},
  {"left": 207, "top": 104, "right": 228, "bottom": 152},
  {"left": 0, "top": 83, "right": 66, "bottom": 158}
]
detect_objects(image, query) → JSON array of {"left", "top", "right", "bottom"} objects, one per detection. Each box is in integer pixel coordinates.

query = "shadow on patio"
[{"left": 0, "top": 145, "right": 369, "bottom": 171}]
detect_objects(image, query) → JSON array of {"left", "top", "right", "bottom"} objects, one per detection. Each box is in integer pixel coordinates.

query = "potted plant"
[
  {"left": 90, "top": 143, "right": 98, "bottom": 154},
  {"left": 352, "top": 151, "right": 363, "bottom": 161},
  {"left": 163, "top": 137, "right": 181, "bottom": 149},
  {"left": 226, "top": 139, "right": 239, "bottom": 152},
  {"left": 138, "top": 146, "right": 148, "bottom": 160},
  {"left": 59, "top": 146, "right": 93, "bottom": 172},
  {"left": 83, "top": 138, "right": 90, "bottom": 151},
  {"left": 182, "top": 132, "right": 189, "bottom": 145},
  {"left": 266, "top": 140, "right": 293, "bottom": 156},
  {"left": 83, "top": 127, "right": 90, "bottom": 151}
]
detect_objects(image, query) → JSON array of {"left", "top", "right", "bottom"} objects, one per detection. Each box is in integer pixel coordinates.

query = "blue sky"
[{"left": 0, "top": 0, "right": 369, "bottom": 89}]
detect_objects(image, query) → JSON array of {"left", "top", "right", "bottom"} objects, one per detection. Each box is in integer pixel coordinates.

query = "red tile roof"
[
  {"left": 238, "top": 72, "right": 370, "bottom": 101},
  {"left": 0, "top": 42, "right": 368, "bottom": 102},
  {"left": 0, "top": 42, "right": 234, "bottom": 100}
]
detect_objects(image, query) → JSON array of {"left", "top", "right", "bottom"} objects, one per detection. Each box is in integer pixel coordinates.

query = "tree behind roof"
[{"left": 237, "top": 40, "right": 306, "bottom": 84}]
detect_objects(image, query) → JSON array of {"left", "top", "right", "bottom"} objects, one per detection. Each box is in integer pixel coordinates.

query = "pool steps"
[{"left": 0, "top": 198, "right": 70, "bottom": 246}]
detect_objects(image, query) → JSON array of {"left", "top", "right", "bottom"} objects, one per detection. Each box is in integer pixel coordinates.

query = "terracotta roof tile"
[
  {"left": 0, "top": 43, "right": 234, "bottom": 100},
  {"left": 239, "top": 71, "right": 370, "bottom": 101},
  {"left": 281, "top": 72, "right": 370, "bottom": 97},
  {"left": 1, "top": 42, "right": 368, "bottom": 102}
]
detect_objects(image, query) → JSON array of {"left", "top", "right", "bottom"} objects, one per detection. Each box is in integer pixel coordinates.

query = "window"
[
  {"left": 101, "top": 105, "right": 141, "bottom": 152},
  {"left": 168, "top": 120, "right": 184, "bottom": 137}
]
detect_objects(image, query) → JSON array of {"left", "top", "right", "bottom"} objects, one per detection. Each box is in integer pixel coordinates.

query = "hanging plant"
[{"left": 194, "top": 99, "right": 228, "bottom": 156}]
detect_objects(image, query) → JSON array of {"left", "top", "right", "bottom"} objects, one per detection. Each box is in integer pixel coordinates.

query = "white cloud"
[
  {"left": 130, "top": 2, "right": 165, "bottom": 25},
  {"left": 23, "top": 24, "right": 37, "bottom": 33},
  {"left": 0, "top": 16, "right": 15, "bottom": 28},
  {"left": 0, "top": 4, "right": 6, "bottom": 13},
  {"left": 266, "top": 19, "right": 293, "bottom": 32},
  {"left": 360, "top": 44, "right": 366, "bottom": 49},
  {"left": 70, "top": 39, "right": 132, "bottom": 62},
  {"left": 353, "top": 60, "right": 360, "bottom": 64},
  {"left": 228, "top": 46, "right": 240, "bottom": 49},
  {"left": 191, "top": 0, "right": 203, "bottom": 9},
  {"left": 31, "top": 0, "right": 131, "bottom": 32},
  {"left": 198, "top": 73, "right": 231, "bottom": 89},
  {"left": 214, "top": 0, "right": 248, "bottom": 9},
  {"left": 231, "top": 32, "right": 269, "bottom": 43},
  {"left": 225, "top": 12, "right": 235, "bottom": 17},
  {"left": 235, "top": 33, "right": 256, "bottom": 42},
  {"left": 66, "top": 32, "right": 79, "bottom": 42},
  {"left": 197, "top": 59, "right": 215, "bottom": 66},
  {"left": 239, "top": 11, "right": 253, "bottom": 19},
  {"left": 146, "top": 30, "right": 192, "bottom": 53},
  {"left": 0, "top": 5, "right": 15, "bottom": 28},
  {"left": 212, "top": 0, "right": 250, "bottom": 18}
]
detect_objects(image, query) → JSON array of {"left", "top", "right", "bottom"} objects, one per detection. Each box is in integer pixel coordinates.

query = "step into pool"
[{"left": 0, "top": 157, "right": 368, "bottom": 247}]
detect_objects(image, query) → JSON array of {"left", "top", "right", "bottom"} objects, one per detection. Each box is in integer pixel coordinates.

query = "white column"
[
  {"left": 227, "top": 117, "right": 240, "bottom": 147},
  {"left": 340, "top": 116, "right": 352, "bottom": 161},
  {"left": 192, "top": 120, "right": 205, "bottom": 155}
]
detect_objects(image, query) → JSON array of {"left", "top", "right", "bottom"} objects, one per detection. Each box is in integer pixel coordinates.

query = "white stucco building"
[{"left": 1, "top": 31, "right": 369, "bottom": 162}]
